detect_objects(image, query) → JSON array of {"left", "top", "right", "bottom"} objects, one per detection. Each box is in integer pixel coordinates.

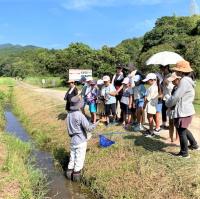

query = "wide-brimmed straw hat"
[
  {"left": 172, "top": 60, "right": 193, "bottom": 73},
  {"left": 167, "top": 72, "right": 181, "bottom": 82},
  {"left": 70, "top": 96, "right": 84, "bottom": 111}
]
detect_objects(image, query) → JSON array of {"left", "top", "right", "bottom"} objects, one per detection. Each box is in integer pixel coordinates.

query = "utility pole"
[{"left": 190, "top": 0, "right": 200, "bottom": 16}]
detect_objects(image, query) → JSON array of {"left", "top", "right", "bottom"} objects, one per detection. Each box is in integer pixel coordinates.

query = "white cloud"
[{"left": 61, "top": 0, "right": 177, "bottom": 10}]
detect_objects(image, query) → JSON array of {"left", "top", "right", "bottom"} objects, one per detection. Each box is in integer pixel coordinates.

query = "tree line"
[{"left": 0, "top": 15, "right": 200, "bottom": 83}]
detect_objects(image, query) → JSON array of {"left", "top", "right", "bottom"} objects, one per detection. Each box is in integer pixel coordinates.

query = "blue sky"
[{"left": 0, "top": 0, "right": 197, "bottom": 49}]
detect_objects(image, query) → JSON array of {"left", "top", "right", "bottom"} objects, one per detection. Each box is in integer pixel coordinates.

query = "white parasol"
[{"left": 146, "top": 51, "right": 184, "bottom": 66}]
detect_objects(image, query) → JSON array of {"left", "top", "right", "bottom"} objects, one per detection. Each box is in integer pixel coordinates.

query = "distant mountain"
[{"left": 0, "top": 43, "right": 41, "bottom": 55}]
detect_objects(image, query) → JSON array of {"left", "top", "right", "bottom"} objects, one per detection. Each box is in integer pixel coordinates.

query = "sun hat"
[
  {"left": 143, "top": 73, "right": 157, "bottom": 82},
  {"left": 86, "top": 76, "right": 93, "bottom": 81},
  {"left": 70, "top": 96, "right": 84, "bottom": 111},
  {"left": 171, "top": 60, "right": 193, "bottom": 73},
  {"left": 97, "top": 79, "right": 104, "bottom": 85},
  {"left": 122, "top": 77, "right": 130, "bottom": 84},
  {"left": 68, "top": 79, "right": 75, "bottom": 83},
  {"left": 103, "top": 75, "right": 110, "bottom": 82},
  {"left": 167, "top": 72, "right": 181, "bottom": 82},
  {"left": 132, "top": 75, "right": 141, "bottom": 83}
]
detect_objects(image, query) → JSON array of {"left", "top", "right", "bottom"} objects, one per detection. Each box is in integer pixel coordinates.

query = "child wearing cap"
[
  {"left": 101, "top": 75, "right": 117, "bottom": 125},
  {"left": 80, "top": 77, "right": 93, "bottom": 115},
  {"left": 86, "top": 80, "right": 98, "bottom": 123},
  {"left": 96, "top": 79, "right": 106, "bottom": 122},
  {"left": 132, "top": 75, "right": 146, "bottom": 131},
  {"left": 143, "top": 73, "right": 159, "bottom": 137},
  {"left": 120, "top": 77, "right": 133, "bottom": 126}
]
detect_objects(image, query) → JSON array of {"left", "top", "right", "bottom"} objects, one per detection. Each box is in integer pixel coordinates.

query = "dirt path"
[{"left": 17, "top": 81, "right": 200, "bottom": 144}]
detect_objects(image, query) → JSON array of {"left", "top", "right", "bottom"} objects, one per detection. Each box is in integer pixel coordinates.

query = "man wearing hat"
[
  {"left": 66, "top": 96, "right": 98, "bottom": 181},
  {"left": 166, "top": 60, "right": 199, "bottom": 158}
]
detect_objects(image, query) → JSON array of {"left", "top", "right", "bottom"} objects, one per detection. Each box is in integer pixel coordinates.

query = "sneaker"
[
  {"left": 145, "top": 133, "right": 155, "bottom": 138},
  {"left": 153, "top": 128, "right": 161, "bottom": 135},
  {"left": 133, "top": 124, "right": 145, "bottom": 132},
  {"left": 111, "top": 120, "right": 118, "bottom": 125},
  {"left": 174, "top": 152, "right": 190, "bottom": 158},
  {"left": 188, "top": 145, "right": 200, "bottom": 151}
]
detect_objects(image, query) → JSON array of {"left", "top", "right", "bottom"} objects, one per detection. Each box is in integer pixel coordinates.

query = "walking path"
[{"left": 17, "top": 81, "right": 200, "bottom": 144}]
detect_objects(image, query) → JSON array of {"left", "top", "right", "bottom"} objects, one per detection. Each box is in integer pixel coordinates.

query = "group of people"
[{"left": 64, "top": 60, "right": 199, "bottom": 181}]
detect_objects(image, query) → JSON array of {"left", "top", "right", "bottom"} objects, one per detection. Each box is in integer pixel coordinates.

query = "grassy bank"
[
  {"left": 10, "top": 79, "right": 200, "bottom": 199},
  {"left": 24, "top": 76, "right": 63, "bottom": 88},
  {"left": 0, "top": 78, "right": 46, "bottom": 199},
  {"left": 194, "top": 80, "right": 200, "bottom": 115}
]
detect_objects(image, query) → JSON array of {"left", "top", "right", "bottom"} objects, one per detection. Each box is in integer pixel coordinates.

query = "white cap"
[
  {"left": 103, "top": 75, "right": 110, "bottom": 82},
  {"left": 97, "top": 79, "right": 104, "bottom": 85},
  {"left": 167, "top": 72, "right": 181, "bottom": 82},
  {"left": 143, "top": 73, "right": 157, "bottom": 82},
  {"left": 86, "top": 76, "right": 93, "bottom": 81},
  {"left": 132, "top": 75, "right": 141, "bottom": 83},
  {"left": 122, "top": 77, "right": 130, "bottom": 84}
]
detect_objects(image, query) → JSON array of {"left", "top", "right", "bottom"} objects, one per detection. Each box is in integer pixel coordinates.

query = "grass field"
[
  {"left": 24, "top": 76, "right": 63, "bottom": 88},
  {"left": 194, "top": 80, "right": 200, "bottom": 115},
  {"left": 0, "top": 79, "right": 47, "bottom": 199},
  {"left": 8, "top": 78, "right": 200, "bottom": 199}
]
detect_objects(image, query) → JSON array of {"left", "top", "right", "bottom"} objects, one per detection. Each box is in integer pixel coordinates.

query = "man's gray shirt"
[{"left": 66, "top": 110, "right": 96, "bottom": 145}]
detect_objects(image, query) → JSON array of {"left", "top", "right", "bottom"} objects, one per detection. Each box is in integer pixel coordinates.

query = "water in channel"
[{"left": 4, "top": 109, "right": 95, "bottom": 199}]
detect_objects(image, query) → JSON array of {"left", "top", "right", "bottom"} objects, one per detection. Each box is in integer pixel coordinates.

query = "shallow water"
[{"left": 4, "top": 110, "right": 95, "bottom": 199}]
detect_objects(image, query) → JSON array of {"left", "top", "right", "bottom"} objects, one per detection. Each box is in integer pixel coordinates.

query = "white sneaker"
[{"left": 133, "top": 124, "right": 145, "bottom": 132}]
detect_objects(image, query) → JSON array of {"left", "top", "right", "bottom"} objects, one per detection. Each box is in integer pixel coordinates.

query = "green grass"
[
  {"left": 0, "top": 77, "right": 15, "bottom": 86},
  {"left": 10, "top": 80, "right": 200, "bottom": 199},
  {"left": 194, "top": 80, "right": 200, "bottom": 115},
  {"left": 0, "top": 133, "right": 47, "bottom": 199},
  {"left": 0, "top": 87, "right": 47, "bottom": 199},
  {"left": 24, "top": 76, "right": 63, "bottom": 88}
]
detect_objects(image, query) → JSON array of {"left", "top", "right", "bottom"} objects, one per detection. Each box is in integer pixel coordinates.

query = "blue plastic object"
[{"left": 99, "top": 135, "right": 115, "bottom": 148}]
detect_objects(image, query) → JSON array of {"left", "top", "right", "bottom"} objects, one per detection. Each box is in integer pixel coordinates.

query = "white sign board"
[{"left": 69, "top": 69, "right": 92, "bottom": 81}]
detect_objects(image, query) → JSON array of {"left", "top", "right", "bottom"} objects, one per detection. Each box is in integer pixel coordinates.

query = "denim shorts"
[
  {"left": 156, "top": 103, "right": 163, "bottom": 113},
  {"left": 89, "top": 103, "right": 97, "bottom": 113},
  {"left": 135, "top": 99, "right": 144, "bottom": 108}
]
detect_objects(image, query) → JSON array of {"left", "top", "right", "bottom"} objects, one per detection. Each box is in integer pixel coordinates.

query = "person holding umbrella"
[{"left": 166, "top": 60, "right": 199, "bottom": 158}]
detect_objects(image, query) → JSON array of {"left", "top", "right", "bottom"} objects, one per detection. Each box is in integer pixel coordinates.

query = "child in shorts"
[
  {"left": 143, "top": 73, "right": 158, "bottom": 137},
  {"left": 132, "top": 75, "right": 146, "bottom": 131},
  {"left": 120, "top": 77, "right": 133, "bottom": 126},
  {"left": 86, "top": 80, "right": 98, "bottom": 123}
]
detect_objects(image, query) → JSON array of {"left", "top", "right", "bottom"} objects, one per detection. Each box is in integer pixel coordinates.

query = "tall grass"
[
  {"left": 24, "top": 76, "right": 63, "bottom": 88},
  {"left": 0, "top": 85, "right": 47, "bottom": 199},
  {"left": 1, "top": 133, "right": 47, "bottom": 199},
  {"left": 11, "top": 79, "right": 200, "bottom": 199},
  {"left": 194, "top": 80, "right": 200, "bottom": 115}
]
